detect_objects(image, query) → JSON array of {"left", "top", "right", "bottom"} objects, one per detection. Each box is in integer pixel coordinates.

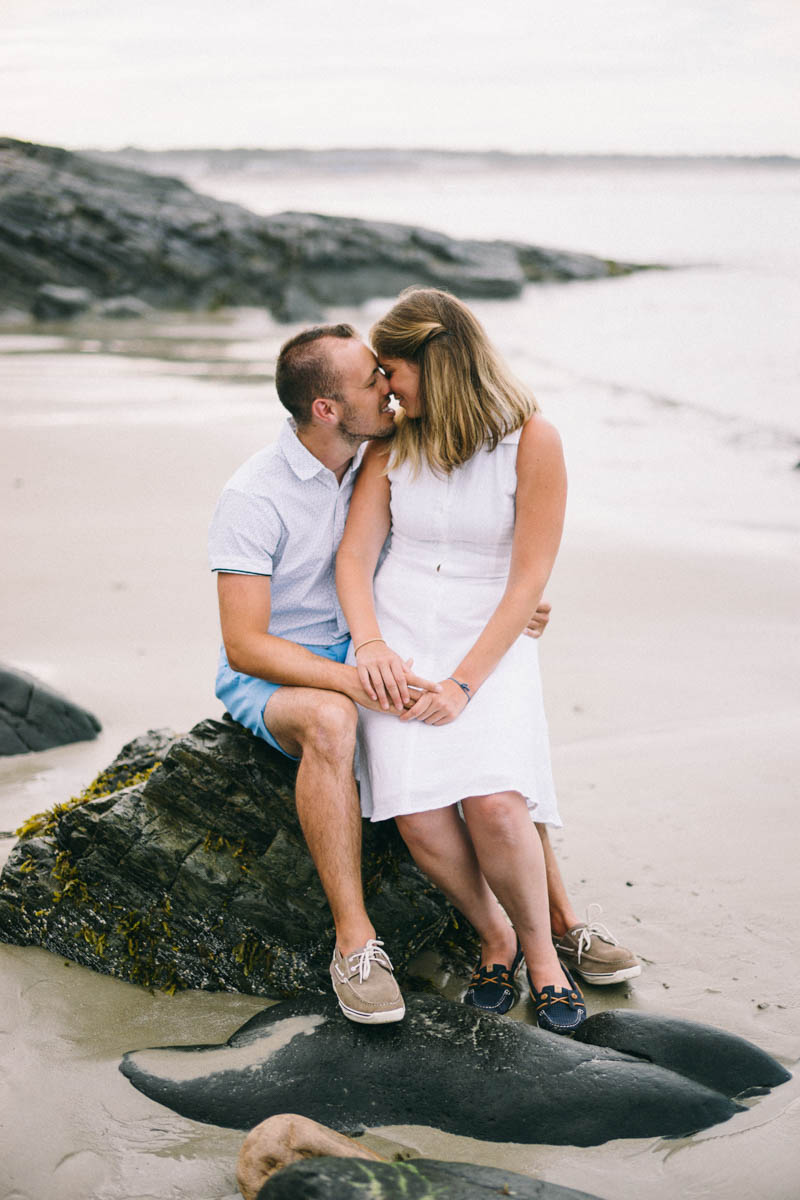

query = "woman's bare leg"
[
  {"left": 395, "top": 807, "right": 516, "bottom": 968},
  {"left": 462, "top": 792, "right": 565, "bottom": 992}
]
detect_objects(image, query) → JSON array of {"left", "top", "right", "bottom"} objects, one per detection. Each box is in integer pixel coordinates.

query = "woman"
[{"left": 336, "top": 287, "right": 585, "bottom": 1033}]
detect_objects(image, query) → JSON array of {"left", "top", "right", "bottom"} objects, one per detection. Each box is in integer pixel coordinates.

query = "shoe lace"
[
  {"left": 536, "top": 989, "right": 582, "bottom": 1012},
  {"left": 469, "top": 964, "right": 511, "bottom": 989},
  {"left": 348, "top": 938, "right": 392, "bottom": 984},
  {"left": 575, "top": 903, "right": 618, "bottom": 963}
]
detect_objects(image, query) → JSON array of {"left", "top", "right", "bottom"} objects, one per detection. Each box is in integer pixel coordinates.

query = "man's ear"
[{"left": 309, "top": 396, "right": 339, "bottom": 427}]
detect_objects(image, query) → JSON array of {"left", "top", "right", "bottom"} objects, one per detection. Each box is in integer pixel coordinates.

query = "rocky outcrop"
[
  {"left": 0, "top": 138, "right": 650, "bottom": 323},
  {"left": 0, "top": 718, "right": 477, "bottom": 993},
  {"left": 120, "top": 992, "right": 789, "bottom": 1145},
  {"left": 237, "top": 1115, "right": 602, "bottom": 1199},
  {"left": 239, "top": 1116, "right": 602, "bottom": 1199},
  {"left": 0, "top": 665, "right": 101, "bottom": 756},
  {"left": 258, "top": 1157, "right": 602, "bottom": 1200}
]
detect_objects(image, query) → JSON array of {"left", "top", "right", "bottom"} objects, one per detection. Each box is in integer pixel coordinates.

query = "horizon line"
[{"left": 82, "top": 144, "right": 800, "bottom": 163}]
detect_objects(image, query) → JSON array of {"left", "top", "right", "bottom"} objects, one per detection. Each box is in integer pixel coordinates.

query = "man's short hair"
[{"left": 275, "top": 324, "right": 357, "bottom": 426}]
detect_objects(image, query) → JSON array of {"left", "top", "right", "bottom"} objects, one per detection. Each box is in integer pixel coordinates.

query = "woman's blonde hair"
[{"left": 370, "top": 287, "right": 538, "bottom": 475}]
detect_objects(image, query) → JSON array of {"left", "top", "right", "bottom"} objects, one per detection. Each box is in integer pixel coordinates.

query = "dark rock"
[
  {"left": 258, "top": 1157, "right": 601, "bottom": 1200},
  {"left": 92, "top": 295, "right": 153, "bottom": 318},
  {"left": 0, "top": 138, "right": 650, "bottom": 322},
  {"left": 119, "top": 992, "right": 761, "bottom": 1145},
  {"left": 0, "top": 664, "right": 101, "bottom": 755},
  {"left": 574, "top": 1008, "right": 791, "bottom": 1096},
  {"left": 91, "top": 726, "right": 176, "bottom": 790},
  {"left": 0, "top": 718, "right": 477, "bottom": 993},
  {"left": 31, "top": 283, "right": 94, "bottom": 319},
  {"left": 512, "top": 242, "right": 654, "bottom": 283}
]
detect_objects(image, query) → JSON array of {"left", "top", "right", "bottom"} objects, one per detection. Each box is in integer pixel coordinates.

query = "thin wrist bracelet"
[
  {"left": 448, "top": 676, "right": 472, "bottom": 702},
  {"left": 354, "top": 637, "right": 385, "bottom": 655}
]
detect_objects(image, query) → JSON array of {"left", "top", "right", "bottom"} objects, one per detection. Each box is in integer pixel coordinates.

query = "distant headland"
[
  {"left": 0, "top": 138, "right": 656, "bottom": 325},
  {"left": 87, "top": 147, "right": 800, "bottom": 174}
]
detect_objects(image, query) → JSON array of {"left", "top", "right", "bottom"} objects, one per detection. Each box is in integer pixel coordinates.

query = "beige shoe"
[
  {"left": 330, "top": 938, "right": 406, "bottom": 1024},
  {"left": 554, "top": 904, "right": 642, "bottom": 986}
]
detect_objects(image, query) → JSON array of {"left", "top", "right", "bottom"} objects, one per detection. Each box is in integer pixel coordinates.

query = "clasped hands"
[{"left": 354, "top": 602, "right": 551, "bottom": 726}]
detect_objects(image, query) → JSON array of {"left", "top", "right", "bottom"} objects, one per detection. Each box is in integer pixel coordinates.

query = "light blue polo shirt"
[{"left": 208, "top": 419, "right": 366, "bottom": 645}]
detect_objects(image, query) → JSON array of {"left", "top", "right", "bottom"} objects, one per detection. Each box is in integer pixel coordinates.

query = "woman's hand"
[
  {"left": 399, "top": 677, "right": 469, "bottom": 725},
  {"left": 356, "top": 642, "right": 438, "bottom": 713}
]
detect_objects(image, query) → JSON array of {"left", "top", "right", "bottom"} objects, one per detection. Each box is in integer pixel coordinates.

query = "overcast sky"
[{"left": 2, "top": 0, "right": 799, "bottom": 154}]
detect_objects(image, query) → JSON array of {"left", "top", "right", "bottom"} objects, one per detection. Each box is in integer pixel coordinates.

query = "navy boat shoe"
[
  {"left": 529, "top": 963, "right": 587, "bottom": 1035},
  {"left": 463, "top": 940, "right": 523, "bottom": 1016}
]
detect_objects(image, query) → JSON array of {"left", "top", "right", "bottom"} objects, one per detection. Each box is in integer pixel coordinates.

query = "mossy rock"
[{"left": 0, "top": 718, "right": 478, "bottom": 995}]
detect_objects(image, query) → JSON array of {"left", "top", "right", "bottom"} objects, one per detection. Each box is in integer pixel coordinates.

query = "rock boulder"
[
  {"left": 0, "top": 664, "right": 101, "bottom": 756},
  {"left": 0, "top": 718, "right": 478, "bottom": 993},
  {"left": 120, "top": 992, "right": 789, "bottom": 1145},
  {"left": 31, "top": 283, "right": 94, "bottom": 319},
  {"left": 258, "top": 1157, "right": 602, "bottom": 1200}
]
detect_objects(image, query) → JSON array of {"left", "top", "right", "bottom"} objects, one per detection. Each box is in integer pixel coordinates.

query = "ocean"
[
  {"left": 186, "top": 153, "right": 799, "bottom": 552},
  {"left": 10, "top": 150, "right": 797, "bottom": 556}
]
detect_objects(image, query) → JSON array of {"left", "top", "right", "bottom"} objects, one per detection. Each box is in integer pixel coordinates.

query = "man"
[{"left": 208, "top": 323, "right": 640, "bottom": 1024}]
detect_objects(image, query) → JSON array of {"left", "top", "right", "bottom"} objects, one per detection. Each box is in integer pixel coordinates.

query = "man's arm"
[
  {"left": 217, "top": 573, "right": 432, "bottom": 712},
  {"left": 525, "top": 601, "right": 552, "bottom": 638}
]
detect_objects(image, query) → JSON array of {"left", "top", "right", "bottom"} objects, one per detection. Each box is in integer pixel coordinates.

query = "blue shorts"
[{"left": 215, "top": 639, "right": 351, "bottom": 761}]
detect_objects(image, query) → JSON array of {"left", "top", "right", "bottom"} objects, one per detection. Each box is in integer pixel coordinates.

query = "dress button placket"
[{"left": 432, "top": 473, "right": 452, "bottom": 655}]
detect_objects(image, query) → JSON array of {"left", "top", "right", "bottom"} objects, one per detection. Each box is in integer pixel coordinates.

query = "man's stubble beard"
[{"left": 337, "top": 402, "right": 396, "bottom": 449}]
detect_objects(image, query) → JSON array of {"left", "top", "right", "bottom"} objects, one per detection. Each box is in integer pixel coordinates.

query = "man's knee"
[{"left": 298, "top": 692, "right": 358, "bottom": 760}]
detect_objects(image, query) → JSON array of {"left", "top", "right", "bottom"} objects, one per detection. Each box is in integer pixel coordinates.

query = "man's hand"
[
  {"left": 399, "top": 677, "right": 469, "bottom": 726},
  {"left": 524, "top": 601, "right": 551, "bottom": 639}
]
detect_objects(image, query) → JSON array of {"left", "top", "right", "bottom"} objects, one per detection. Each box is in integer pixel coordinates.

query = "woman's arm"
[
  {"left": 336, "top": 442, "right": 438, "bottom": 712},
  {"left": 403, "top": 416, "right": 567, "bottom": 725}
]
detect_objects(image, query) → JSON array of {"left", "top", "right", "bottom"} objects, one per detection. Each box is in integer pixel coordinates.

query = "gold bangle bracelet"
[{"left": 354, "top": 637, "right": 386, "bottom": 655}]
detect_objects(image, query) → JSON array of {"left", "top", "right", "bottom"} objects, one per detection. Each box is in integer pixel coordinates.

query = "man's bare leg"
[
  {"left": 395, "top": 807, "right": 516, "bottom": 968},
  {"left": 263, "top": 686, "right": 374, "bottom": 955},
  {"left": 535, "top": 823, "right": 641, "bottom": 984},
  {"left": 535, "top": 822, "right": 579, "bottom": 937}
]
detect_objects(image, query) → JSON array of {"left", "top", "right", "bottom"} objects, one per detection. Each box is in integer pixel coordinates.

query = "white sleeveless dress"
[{"left": 352, "top": 428, "right": 562, "bottom": 827}]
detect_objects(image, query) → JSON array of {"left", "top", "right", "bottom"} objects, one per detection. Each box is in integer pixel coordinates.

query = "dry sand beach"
[{"left": 1, "top": 304, "right": 799, "bottom": 1199}]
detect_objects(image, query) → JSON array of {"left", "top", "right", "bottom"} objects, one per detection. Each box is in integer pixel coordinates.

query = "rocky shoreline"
[{"left": 0, "top": 138, "right": 654, "bottom": 324}]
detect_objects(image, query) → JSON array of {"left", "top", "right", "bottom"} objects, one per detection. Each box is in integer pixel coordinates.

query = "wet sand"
[{"left": 1, "top": 313, "right": 798, "bottom": 1199}]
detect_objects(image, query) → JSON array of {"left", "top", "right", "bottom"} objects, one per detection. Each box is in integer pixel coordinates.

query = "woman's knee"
[
  {"left": 395, "top": 811, "right": 445, "bottom": 854},
  {"left": 463, "top": 791, "right": 525, "bottom": 840}
]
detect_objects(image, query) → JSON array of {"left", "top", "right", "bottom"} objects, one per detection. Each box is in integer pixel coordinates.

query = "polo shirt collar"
[{"left": 279, "top": 418, "right": 366, "bottom": 482}]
